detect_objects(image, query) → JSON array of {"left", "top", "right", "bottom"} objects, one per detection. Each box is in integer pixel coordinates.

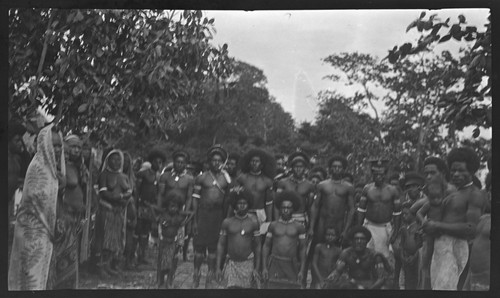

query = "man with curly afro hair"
[
  {"left": 425, "top": 147, "right": 486, "bottom": 290},
  {"left": 215, "top": 188, "right": 261, "bottom": 288},
  {"left": 135, "top": 148, "right": 166, "bottom": 265},
  {"left": 262, "top": 190, "right": 307, "bottom": 289},
  {"left": 236, "top": 148, "right": 276, "bottom": 236}
]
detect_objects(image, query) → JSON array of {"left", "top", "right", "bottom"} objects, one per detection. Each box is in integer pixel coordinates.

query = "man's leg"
[
  {"left": 205, "top": 245, "right": 217, "bottom": 289},
  {"left": 193, "top": 245, "right": 205, "bottom": 288}
]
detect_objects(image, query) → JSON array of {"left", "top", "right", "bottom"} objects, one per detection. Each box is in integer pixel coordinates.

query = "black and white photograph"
[{"left": 6, "top": 3, "right": 493, "bottom": 292}]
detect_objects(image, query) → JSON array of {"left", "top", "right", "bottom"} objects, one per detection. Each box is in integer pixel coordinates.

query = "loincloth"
[
  {"left": 430, "top": 234, "right": 468, "bottom": 290},
  {"left": 363, "top": 219, "right": 394, "bottom": 270},
  {"left": 267, "top": 254, "right": 300, "bottom": 289},
  {"left": 224, "top": 252, "right": 254, "bottom": 288}
]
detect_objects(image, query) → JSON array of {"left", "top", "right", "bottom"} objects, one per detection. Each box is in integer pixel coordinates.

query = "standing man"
[
  {"left": 309, "top": 155, "right": 355, "bottom": 245},
  {"left": 236, "top": 149, "right": 275, "bottom": 235},
  {"left": 135, "top": 149, "right": 166, "bottom": 265},
  {"left": 356, "top": 158, "right": 401, "bottom": 283},
  {"left": 308, "top": 166, "right": 327, "bottom": 186},
  {"left": 192, "top": 145, "right": 230, "bottom": 288},
  {"left": 216, "top": 188, "right": 261, "bottom": 288},
  {"left": 425, "top": 147, "right": 485, "bottom": 290},
  {"left": 157, "top": 149, "right": 194, "bottom": 215},
  {"left": 262, "top": 190, "right": 307, "bottom": 289},
  {"left": 276, "top": 151, "right": 315, "bottom": 228}
]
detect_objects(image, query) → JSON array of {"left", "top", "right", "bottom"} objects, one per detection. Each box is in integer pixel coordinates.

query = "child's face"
[
  {"left": 324, "top": 228, "right": 337, "bottom": 244},
  {"left": 427, "top": 184, "right": 443, "bottom": 202},
  {"left": 402, "top": 208, "right": 414, "bottom": 223}
]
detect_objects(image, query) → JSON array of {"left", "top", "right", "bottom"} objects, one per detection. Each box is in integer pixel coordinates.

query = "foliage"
[
  {"left": 384, "top": 11, "right": 491, "bottom": 137},
  {"left": 9, "top": 9, "right": 232, "bottom": 147}
]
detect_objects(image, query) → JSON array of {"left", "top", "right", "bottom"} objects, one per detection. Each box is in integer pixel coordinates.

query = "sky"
[{"left": 204, "top": 9, "right": 491, "bottom": 138}]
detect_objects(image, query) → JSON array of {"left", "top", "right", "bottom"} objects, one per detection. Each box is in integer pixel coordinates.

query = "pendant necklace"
[
  {"left": 236, "top": 213, "right": 248, "bottom": 235},
  {"left": 209, "top": 171, "right": 218, "bottom": 186}
]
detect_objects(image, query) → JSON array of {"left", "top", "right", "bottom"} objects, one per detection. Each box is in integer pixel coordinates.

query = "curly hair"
[
  {"left": 328, "top": 155, "right": 348, "bottom": 170},
  {"left": 309, "top": 166, "right": 327, "bottom": 180},
  {"left": 447, "top": 147, "right": 480, "bottom": 174},
  {"left": 347, "top": 225, "right": 372, "bottom": 242},
  {"left": 162, "top": 189, "right": 185, "bottom": 209},
  {"left": 147, "top": 148, "right": 167, "bottom": 163},
  {"left": 424, "top": 156, "right": 449, "bottom": 179},
  {"left": 240, "top": 148, "right": 276, "bottom": 179},
  {"left": 228, "top": 153, "right": 241, "bottom": 164},
  {"left": 229, "top": 188, "right": 254, "bottom": 210},
  {"left": 274, "top": 190, "right": 301, "bottom": 212}
]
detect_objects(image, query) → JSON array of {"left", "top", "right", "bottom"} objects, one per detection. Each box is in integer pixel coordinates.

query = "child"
[
  {"left": 311, "top": 226, "right": 342, "bottom": 289},
  {"left": 157, "top": 190, "right": 193, "bottom": 289},
  {"left": 124, "top": 198, "right": 137, "bottom": 270},
  {"left": 416, "top": 180, "right": 445, "bottom": 289},
  {"left": 399, "top": 201, "right": 423, "bottom": 289}
]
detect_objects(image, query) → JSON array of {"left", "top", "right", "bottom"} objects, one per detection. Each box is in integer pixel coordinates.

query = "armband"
[
  {"left": 194, "top": 185, "right": 202, "bottom": 191},
  {"left": 99, "top": 187, "right": 108, "bottom": 192},
  {"left": 219, "top": 230, "right": 227, "bottom": 236},
  {"left": 265, "top": 200, "right": 273, "bottom": 206},
  {"left": 298, "top": 233, "right": 306, "bottom": 240},
  {"left": 266, "top": 233, "right": 273, "bottom": 238},
  {"left": 392, "top": 211, "right": 402, "bottom": 216},
  {"left": 276, "top": 188, "right": 283, "bottom": 193},
  {"left": 357, "top": 207, "right": 367, "bottom": 213},
  {"left": 253, "top": 230, "right": 261, "bottom": 237},
  {"left": 192, "top": 193, "right": 201, "bottom": 199}
]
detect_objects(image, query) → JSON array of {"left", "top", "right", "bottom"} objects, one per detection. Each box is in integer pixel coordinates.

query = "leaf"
[
  {"left": 458, "top": 14, "right": 466, "bottom": 24},
  {"left": 419, "top": 11, "right": 426, "bottom": 19},
  {"left": 96, "top": 48, "right": 104, "bottom": 57},
  {"left": 406, "top": 19, "right": 418, "bottom": 32},
  {"left": 75, "top": 10, "right": 84, "bottom": 22},
  {"left": 78, "top": 103, "right": 88, "bottom": 113}
]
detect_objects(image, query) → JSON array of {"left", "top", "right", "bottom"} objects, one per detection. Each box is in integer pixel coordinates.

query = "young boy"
[
  {"left": 416, "top": 180, "right": 445, "bottom": 289},
  {"left": 399, "top": 201, "right": 423, "bottom": 289},
  {"left": 157, "top": 190, "right": 193, "bottom": 289},
  {"left": 311, "top": 226, "right": 342, "bottom": 289}
]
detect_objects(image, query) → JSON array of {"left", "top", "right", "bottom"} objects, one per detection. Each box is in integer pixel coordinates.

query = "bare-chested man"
[
  {"left": 157, "top": 149, "right": 194, "bottom": 219},
  {"left": 276, "top": 151, "right": 315, "bottom": 228},
  {"left": 216, "top": 188, "right": 261, "bottom": 288},
  {"left": 262, "top": 190, "right": 307, "bottom": 289},
  {"left": 468, "top": 213, "right": 490, "bottom": 291},
  {"left": 356, "top": 158, "right": 401, "bottom": 282},
  {"left": 135, "top": 149, "right": 166, "bottom": 265},
  {"left": 236, "top": 149, "right": 275, "bottom": 235},
  {"left": 425, "top": 147, "right": 486, "bottom": 290},
  {"left": 192, "top": 145, "right": 230, "bottom": 288},
  {"left": 309, "top": 155, "right": 355, "bottom": 246}
]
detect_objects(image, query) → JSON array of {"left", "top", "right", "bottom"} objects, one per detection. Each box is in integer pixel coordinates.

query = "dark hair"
[
  {"left": 229, "top": 188, "right": 253, "bottom": 210},
  {"left": 274, "top": 190, "right": 301, "bottom": 212},
  {"left": 240, "top": 148, "right": 276, "bottom": 179},
  {"left": 147, "top": 148, "right": 166, "bottom": 163},
  {"left": 275, "top": 154, "right": 285, "bottom": 160},
  {"left": 163, "top": 189, "right": 184, "bottom": 209},
  {"left": 328, "top": 155, "right": 348, "bottom": 170},
  {"left": 324, "top": 226, "right": 337, "bottom": 234},
  {"left": 424, "top": 156, "right": 449, "bottom": 179},
  {"left": 228, "top": 153, "right": 240, "bottom": 164},
  {"left": 347, "top": 225, "right": 372, "bottom": 242},
  {"left": 447, "top": 147, "right": 480, "bottom": 174},
  {"left": 8, "top": 122, "right": 26, "bottom": 141},
  {"left": 309, "top": 166, "right": 327, "bottom": 180}
]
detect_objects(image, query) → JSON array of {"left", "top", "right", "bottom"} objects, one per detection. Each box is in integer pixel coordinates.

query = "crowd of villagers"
[{"left": 7, "top": 120, "right": 491, "bottom": 291}]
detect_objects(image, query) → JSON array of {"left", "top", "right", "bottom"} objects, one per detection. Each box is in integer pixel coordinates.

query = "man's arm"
[
  {"left": 323, "top": 251, "right": 347, "bottom": 288},
  {"left": 357, "top": 186, "right": 369, "bottom": 226},
  {"left": 215, "top": 220, "right": 228, "bottom": 281},
  {"left": 390, "top": 188, "right": 402, "bottom": 244},
  {"left": 410, "top": 197, "right": 428, "bottom": 215},
  {"left": 343, "top": 185, "right": 356, "bottom": 240},
  {"left": 369, "top": 254, "right": 387, "bottom": 289},
  {"left": 416, "top": 202, "right": 430, "bottom": 225},
  {"left": 308, "top": 184, "right": 321, "bottom": 237},
  {"left": 252, "top": 220, "right": 262, "bottom": 272},
  {"left": 264, "top": 180, "right": 274, "bottom": 222},
  {"left": 184, "top": 176, "right": 194, "bottom": 213},
  {"left": 191, "top": 176, "right": 202, "bottom": 235},
  {"left": 156, "top": 173, "right": 167, "bottom": 207},
  {"left": 261, "top": 223, "right": 273, "bottom": 280},
  {"left": 274, "top": 180, "right": 285, "bottom": 221},
  {"left": 297, "top": 224, "right": 307, "bottom": 282}
]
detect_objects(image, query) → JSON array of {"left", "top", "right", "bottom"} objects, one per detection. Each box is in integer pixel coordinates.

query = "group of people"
[{"left": 7, "top": 121, "right": 491, "bottom": 291}]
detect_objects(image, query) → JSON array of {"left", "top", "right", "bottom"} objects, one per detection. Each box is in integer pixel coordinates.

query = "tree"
[
  {"left": 9, "top": 9, "right": 232, "bottom": 148},
  {"left": 384, "top": 11, "right": 491, "bottom": 138}
]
